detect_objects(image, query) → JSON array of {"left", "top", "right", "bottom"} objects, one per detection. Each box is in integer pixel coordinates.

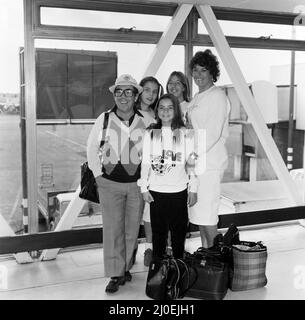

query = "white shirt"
[{"left": 139, "top": 127, "right": 198, "bottom": 193}]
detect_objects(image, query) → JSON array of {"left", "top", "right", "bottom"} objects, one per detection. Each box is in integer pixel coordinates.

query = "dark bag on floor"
[
  {"left": 214, "top": 223, "right": 240, "bottom": 271},
  {"left": 79, "top": 162, "right": 99, "bottom": 203},
  {"left": 184, "top": 247, "right": 229, "bottom": 300},
  {"left": 230, "top": 241, "right": 267, "bottom": 291},
  {"left": 145, "top": 256, "right": 196, "bottom": 300}
]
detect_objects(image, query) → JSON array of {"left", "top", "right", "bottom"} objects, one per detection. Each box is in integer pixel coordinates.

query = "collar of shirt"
[{"left": 110, "top": 105, "right": 143, "bottom": 126}]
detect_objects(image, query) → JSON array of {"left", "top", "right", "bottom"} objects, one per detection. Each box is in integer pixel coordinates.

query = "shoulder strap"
[
  {"left": 150, "top": 129, "right": 153, "bottom": 157},
  {"left": 176, "top": 258, "right": 198, "bottom": 298},
  {"left": 99, "top": 110, "right": 110, "bottom": 148}
]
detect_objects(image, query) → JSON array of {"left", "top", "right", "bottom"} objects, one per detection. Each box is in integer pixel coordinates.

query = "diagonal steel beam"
[
  {"left": 40, "top": 185, "right": 86, "bottom": 260},
  {"left": 196, "top": 4, "right": 303, "bottom": 205},
  {"left": 143, "top": 3, "right": 193, "bottom": 77}
]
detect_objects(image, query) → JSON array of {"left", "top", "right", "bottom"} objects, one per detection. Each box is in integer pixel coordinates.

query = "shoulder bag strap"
[
  {"left": 177, "top": 258, "right": 198, "bottom": 297},
  {"left": 99, "top": 110, "right": 110, "bottom": 148}
]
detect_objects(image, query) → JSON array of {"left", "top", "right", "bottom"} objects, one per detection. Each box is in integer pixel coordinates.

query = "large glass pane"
[
  {"left": 0, "top": 96, "right": 22, "bottom": 234},
  {"left": 0, "top": 0, "right": 24, "bottom": 235},
  {"left": 192, "top": 46, "right": 305, "bottom": 212},
  {"left": 198, "top": 19, "right": 305, "bottom": 40},
  {"left": 35, "top": 39, "right": 184, "bottom": 92},
  {"left": 34, "top": 39, "right": 184, "bottom": 231},
  {"left": 41, "top": 7, "right": 172, "bottom": 32},
  {"left": 36, "top": 49, "right": 117, "bottom": 120}
]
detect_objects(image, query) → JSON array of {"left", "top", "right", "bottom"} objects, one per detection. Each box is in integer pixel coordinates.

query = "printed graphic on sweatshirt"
[{"left": 150, "top": 150, "right": 182, "bottom": 176}]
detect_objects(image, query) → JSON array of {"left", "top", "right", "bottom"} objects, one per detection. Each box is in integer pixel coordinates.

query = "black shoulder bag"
[{"left": 79, "top": 111, "right": 110, "bottom": 203}]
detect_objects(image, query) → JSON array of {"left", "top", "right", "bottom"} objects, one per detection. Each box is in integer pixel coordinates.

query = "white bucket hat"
[{"left": 109, "top": 74, "right": 143, "bottom": 94}]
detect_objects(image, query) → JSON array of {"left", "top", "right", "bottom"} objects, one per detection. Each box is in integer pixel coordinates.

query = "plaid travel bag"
[{"left": 230, "top": 241, "right": 267, "bottom": 291}]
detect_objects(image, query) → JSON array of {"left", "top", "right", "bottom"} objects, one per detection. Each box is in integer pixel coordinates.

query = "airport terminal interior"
[{"left": 1, "top": 0, "right": 305, "bottom": 301}]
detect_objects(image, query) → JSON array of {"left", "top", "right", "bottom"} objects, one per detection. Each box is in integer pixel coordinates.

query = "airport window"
[
  {"left": 31, "top": 39, "right": 184, "bottom": 232},
  {"left": 193, "top": 47, "right": 305, "bottom": 181},
  {"left": 35, "top": 49, "right": 117, "bottom": 120},
  {"left": 198, "top": 19, "right": 305, "bottom": 41},
  {"left": 40, "top": 7, "right": 173, "bottom": 33},
  {"left": 193, "top": 46, "right": 305, "bottom": 194},
  {"left": 35, "top": 39, "right": 185, "bottom": 94},
  {"left": 3, "top": 0, "right": 305, "bottom": 243}
]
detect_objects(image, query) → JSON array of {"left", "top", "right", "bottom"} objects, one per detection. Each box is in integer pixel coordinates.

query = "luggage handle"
[{"left": 176, "top": 258, "right": 198, "bottom": 298}]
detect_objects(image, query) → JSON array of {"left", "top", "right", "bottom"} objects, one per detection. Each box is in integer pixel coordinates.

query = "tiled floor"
[{"left": 1, "top": 222, "right": 305, "bottom": 300}]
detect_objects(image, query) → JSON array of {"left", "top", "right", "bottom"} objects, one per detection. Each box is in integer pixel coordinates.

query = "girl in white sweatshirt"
[{"left": 139, "top": 93, "right": 198, "bottom": 259}]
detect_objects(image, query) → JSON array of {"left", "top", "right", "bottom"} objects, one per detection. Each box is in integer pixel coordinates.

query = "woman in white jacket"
[
  {"left": 187, "top": 50, "right": 230, "bottom": 248},
  {"left": 139, "top": 93, "right": 198, "bottom": 259}
]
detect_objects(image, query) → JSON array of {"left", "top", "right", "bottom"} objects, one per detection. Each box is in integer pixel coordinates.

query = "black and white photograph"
[{"left": 1, "top": 0, "right": 305, "bottom": 306}]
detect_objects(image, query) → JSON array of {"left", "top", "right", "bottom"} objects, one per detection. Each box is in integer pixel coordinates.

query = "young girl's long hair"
[
  {"left": 136, "top": 76, "right": 164, "bottom": 111},
  {"left": 166, "top": 71, "right": 190, "bottom": 102},
  {"left": 148, "top": 93, "right": 185, "bottom": 143}
]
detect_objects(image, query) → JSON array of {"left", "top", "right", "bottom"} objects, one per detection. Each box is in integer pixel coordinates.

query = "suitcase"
[{"left": 184, "top": 249, "right": 229, "bottom": 300}]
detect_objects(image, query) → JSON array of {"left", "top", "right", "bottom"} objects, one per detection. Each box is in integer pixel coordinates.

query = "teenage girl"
[
  {"left": 137, "top": 76, "right": 163, "bottom": 119},
  {"left": 166, "top": 71, "right": 190, "bottom": 124},
  {"left": 136, "top": 76, "right": 163, "bottom": 266},
  {"left": 139, "top": 93, "right": 198, "bottom": 259},
  {"left": 166, "top": 71, "right": 192, "bottom": 241}
]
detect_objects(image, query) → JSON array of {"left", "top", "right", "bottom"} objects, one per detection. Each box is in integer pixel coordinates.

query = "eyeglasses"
[{"left": 114, "top": 88, "right": 135, "bottom": 97}]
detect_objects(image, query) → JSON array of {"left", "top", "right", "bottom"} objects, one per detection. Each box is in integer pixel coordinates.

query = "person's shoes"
[
  {"left": 125, "top": 271, "right": 132, "bottom": 282},
  {"left": 144, "top": 248, "right": 153, "bottom": 267},
  {"left": 105, "top": 276, "right": 125, "bottom": 293}
]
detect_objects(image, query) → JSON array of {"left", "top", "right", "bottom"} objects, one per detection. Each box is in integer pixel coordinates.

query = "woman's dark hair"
[
  {"left": 166, "top": 71, "right": 190, "bottom": 102},
  {"left": 148, "top": 93, "right": 185, "bottom": 143},
  {"left": 189, "top": 49, "right": 220, "bottom": 82},
  {"left": 136, "top": 76, "right": 164, "bottom": 110}
]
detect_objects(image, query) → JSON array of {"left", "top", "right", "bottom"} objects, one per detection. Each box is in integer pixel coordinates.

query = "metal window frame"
[
  {"left": 33, "top": 1, "right": 305, "bottom": 50},
  {"left": 33, "top": 0, "right": 187, "bottom": 43}
]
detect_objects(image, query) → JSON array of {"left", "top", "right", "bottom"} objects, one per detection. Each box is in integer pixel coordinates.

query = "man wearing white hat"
[{"left": 87, "top": 74, "right": 153, "bottom": 293}]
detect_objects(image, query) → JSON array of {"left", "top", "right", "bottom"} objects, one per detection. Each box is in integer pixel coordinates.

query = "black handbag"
[
  {"left": 184, "top": 248, "right": 229, "bottom": 300},
  {"left": 79, "top": 111, "right": 110, "bottom": 204},
  {"left": 146, "top": 258, "right": 170, "bottom": 300},
  {"left": 146, "top": 256, "right": 196, "bottom": 300},
  {"left": 79, "top": 161, "right": 99, "bottom": 203}
]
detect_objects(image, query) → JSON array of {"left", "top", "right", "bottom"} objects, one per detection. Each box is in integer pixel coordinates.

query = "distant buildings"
[{"left": 0, "top": 93, "right": 20, "bottom": 113}]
